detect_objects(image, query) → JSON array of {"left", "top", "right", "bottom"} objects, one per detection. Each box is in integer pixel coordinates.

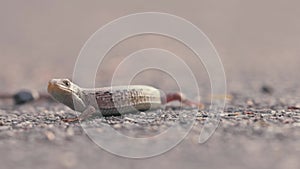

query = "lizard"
[{"left": 47, "top": 78, "right": 203, "bottom": 122}]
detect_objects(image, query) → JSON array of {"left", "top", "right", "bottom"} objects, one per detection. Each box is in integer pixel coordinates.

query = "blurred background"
[{"left": 0, "top": 0, "right": 299, "bottom": 97}]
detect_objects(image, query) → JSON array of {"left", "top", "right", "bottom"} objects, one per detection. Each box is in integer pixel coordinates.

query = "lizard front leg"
[{"left": 63, "top": 105, "right": 96, "bottom": 122}]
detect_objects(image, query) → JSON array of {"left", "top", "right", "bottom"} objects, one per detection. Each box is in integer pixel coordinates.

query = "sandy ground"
[{"left": 0, "top": 1, "right": 300, "bottom": 169}]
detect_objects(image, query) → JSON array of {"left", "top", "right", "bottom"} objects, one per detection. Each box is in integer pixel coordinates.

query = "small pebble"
[
  {"left": 113, "top": 124, "right": 122, "bottom": 129},
  {"left": 66, "top": 127, "right": 74, "bottom": 136},
  {"left": 13, "top": 90, "right": 39, "bottom": 105},
  {"left": 45, "top": 131, "right": 56, "bottom": 141},
  {"left": 261, "top": 85, "right": 274, "bottom": 94}
]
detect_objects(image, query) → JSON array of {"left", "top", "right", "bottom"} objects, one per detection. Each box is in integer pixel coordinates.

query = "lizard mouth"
[{"left": 47, "top": 79, "right": 71, "bottom": 95}]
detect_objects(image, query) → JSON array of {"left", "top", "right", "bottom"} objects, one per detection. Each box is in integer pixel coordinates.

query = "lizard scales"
[{"left": 82, "top": 85, "right": 165, "bottom": 116}]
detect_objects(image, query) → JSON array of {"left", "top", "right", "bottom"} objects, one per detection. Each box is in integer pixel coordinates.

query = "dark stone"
[
  {"left": 261, "top": 85, "right": 274, "bottom": 94},
  {"left": 13, "top": 90, "right": 39, "bottom": 105}
]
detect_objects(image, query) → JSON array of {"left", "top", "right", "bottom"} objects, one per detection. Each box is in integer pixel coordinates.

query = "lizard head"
[{"left": 48, "top": 79, "right": 86, "bottom": 112}]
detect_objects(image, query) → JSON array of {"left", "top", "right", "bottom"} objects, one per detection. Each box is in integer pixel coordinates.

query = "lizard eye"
[{"left": 62, "top": 80, "right": 71, "bottom": 87}]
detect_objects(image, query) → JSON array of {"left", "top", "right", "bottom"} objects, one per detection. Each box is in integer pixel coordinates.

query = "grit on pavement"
[{"left": 0, "top": 1, "right": 300, "bottom": 169}]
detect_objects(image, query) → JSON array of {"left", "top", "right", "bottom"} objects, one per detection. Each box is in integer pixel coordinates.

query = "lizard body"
[{"left": 48, "top": 79, "right": 201, "bottom": 122}]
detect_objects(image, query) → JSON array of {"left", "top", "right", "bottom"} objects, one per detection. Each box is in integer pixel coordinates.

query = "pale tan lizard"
[{"left": 48, "top": 79, "right": 203, "bottom": 122}]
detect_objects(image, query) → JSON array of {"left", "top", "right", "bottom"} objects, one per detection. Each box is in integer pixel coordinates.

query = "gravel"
[{"left": 0, "top": 94, "right": 299, "bottom": 169}]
